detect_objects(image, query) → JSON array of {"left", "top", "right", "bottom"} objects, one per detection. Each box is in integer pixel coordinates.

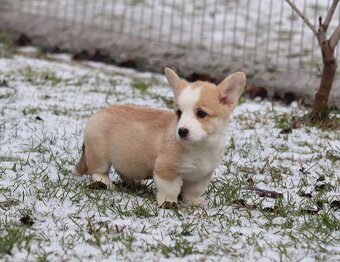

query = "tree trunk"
[{"left": 312, "top": 40, "right": 337, "bottom": 114}]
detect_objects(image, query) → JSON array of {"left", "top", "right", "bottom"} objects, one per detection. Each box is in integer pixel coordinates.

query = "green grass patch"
[
  {"left": 132, "top": 80, "right": 149, "bottom": 93},
  {"left": 18, "top": 66, "right": 63, "bottom": 87}
]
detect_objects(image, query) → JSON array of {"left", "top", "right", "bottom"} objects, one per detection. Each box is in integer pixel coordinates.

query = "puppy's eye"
[
  {"left": 176, "top": 109, "right": 182, "bottom": 118},
  {"left": 196, "top": 110, "right": 207, "bottom": 118}
]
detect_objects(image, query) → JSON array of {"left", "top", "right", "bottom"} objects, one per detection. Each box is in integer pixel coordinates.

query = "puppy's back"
[{"left": 84, "top": 105, "right": 176, "bottom": 179}]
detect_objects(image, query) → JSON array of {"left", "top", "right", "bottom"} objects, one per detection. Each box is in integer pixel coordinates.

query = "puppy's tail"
[{"left": 72, "top": 143, "right": 88, "bottom": 176}]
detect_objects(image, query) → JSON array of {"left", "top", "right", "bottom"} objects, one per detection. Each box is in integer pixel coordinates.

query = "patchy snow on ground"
[{"left": 0, "top": 51, "right": 339, "bottom": 261}]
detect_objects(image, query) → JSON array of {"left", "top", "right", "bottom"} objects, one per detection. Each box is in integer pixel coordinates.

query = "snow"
[
  {"left": 9, "top": 0, "right": 340, "bottom": 75},
  {"left": 0, "top": 52, "right": 339, "bottom": 261}
]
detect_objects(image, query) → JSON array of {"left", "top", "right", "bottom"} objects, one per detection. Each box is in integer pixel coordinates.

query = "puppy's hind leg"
[
  {"left": 86, "top": 144, "right": 114, "bottom": 190},
  {"left": 73, "top": 143, "right": 88, "bottom": 176}
]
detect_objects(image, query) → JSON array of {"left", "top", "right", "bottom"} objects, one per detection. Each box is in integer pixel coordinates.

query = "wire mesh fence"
[{"left": 1, "top": 0, "right": 340, "bottom": 78}]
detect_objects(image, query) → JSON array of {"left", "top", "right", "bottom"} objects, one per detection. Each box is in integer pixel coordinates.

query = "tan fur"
[
  {"left": 74, "top": 144, "right": 88, "bottom": 175},
  {"left": 74, "top": 67, "right": 246, "bottom": 207},
  {"left": 79, "top": 105, "right": 183, "bottom": 180},
  {"left": 173, "top": 79, "right": 243, "bottom": 135}
]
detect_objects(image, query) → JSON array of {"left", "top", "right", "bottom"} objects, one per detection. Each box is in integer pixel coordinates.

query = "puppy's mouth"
[
  {"left": 176, "top": 133, "right": 191, "bottom": 143},
  {"left": 179, "top": 136, "right": 190, "bottom": 142},
  {"left": 176, "top": 133, "right": 188, "bottom": 141},
  {"left": 176, "top": 134, "right": 206, "bottom": 144},
  {"left": 176, "top": 127, "right": 208, "bottom": 143}
]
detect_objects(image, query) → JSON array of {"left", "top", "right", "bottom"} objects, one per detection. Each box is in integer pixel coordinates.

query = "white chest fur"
[{"left": 177, "top": 134, "right": 225, "bottom": 181}]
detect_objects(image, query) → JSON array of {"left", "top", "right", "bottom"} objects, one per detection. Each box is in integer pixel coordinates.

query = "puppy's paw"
[
  {"left": 92, "top": 173, "right": 115, "bottom": 191},
  {"left": 105, "top": 182, "right": 115, "bottom": 191},
  {"left": 159, "top": 201, "right": 179, "bottom": 209},
  {"left": 72, "top": 166, "right": 81, "bottom": 176},
  {"left": 184, "top": 196, "right": 206, "bottom": 206}
]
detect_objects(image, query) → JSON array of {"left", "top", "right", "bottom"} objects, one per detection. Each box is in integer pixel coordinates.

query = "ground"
[
  {"left": 2, "top": 0, "right": 340, "bottom": 109},
  {"left": 0, "top": 47, "right": 339, "bottom": 261}
]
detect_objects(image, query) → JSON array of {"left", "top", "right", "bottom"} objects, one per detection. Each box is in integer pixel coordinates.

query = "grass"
[
  {"left": 18, "top": 66, "right": 63, "bottom": 87},
  {"left": 0, "top": 49, "right": 339, "bottom": 261},
  {"left": 0, "top": 30, "right": 14, "bottom": 58},
  {"left": 0, "top": 227, "right": 31, "bottom": 258}
]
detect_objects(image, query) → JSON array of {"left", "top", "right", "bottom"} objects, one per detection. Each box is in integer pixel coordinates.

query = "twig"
[
  {"left": 285, "top": 0, "right": 317, "bottom": 35},
  {"left": 323, "top": 0, "right": 339, "bottom": 30},
  {"left": 317, "top": 17, "right": 327, "bottom": 45},
  {"left": 330, "top": 25, "right": 340, "bottom": 49},
  {"left": 247, "top": 186, "right": 283, "bottom": 199}
]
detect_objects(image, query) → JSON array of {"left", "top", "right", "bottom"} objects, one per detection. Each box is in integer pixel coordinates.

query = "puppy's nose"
[{"left": 178, "top": 128, "right": 189, "bottom": 138}]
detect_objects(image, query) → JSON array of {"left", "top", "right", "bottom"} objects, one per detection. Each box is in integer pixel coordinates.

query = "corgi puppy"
[{"left": 73, "top": 67, "right": 246, "bottom": 208}]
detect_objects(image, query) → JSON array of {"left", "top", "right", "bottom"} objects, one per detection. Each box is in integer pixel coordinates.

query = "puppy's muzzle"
[{"left": 178, "top": 128, "right": 189, "bottom": 138}]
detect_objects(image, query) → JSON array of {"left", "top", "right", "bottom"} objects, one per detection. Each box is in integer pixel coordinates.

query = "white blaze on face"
[{"left": 177, "top": 86, "right": 207, "bottom": 142}]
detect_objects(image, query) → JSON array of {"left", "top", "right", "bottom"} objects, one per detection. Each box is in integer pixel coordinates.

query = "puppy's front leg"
[
  {"left": 182, "top": 173, "right": 212, "bottom": 206},
  {"left": 154, "top": 174, "right": 182, "bottom": 208}
]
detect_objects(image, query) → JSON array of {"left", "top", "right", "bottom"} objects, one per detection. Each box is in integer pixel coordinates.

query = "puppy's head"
[{"left": 165, "top": 67, "right": 246, "bottom": 143}]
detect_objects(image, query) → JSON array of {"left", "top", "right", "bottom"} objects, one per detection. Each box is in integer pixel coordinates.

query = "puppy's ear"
[
  {"left": 164, "top": 67, "right": 186, "bottom": 96},
  {"left": 218, "top": 72, "right": 246, "bottom": 107}
]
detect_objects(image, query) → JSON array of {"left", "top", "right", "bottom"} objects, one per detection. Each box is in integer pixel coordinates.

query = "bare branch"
[
  {"left": 317, "top": 17, "right": 327, "bottom": 46},
  {"left": 285, "top": 0, "right": 318, "bottom": 35},
  {"left": 319, "top": 16, "right": 322, "bottom": 27},
  {"left": 324, "top": 0, "right": 339, "bottom": 30},
  {"left": 330, "top": 25, "right": 340, "bottom": 49}
]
